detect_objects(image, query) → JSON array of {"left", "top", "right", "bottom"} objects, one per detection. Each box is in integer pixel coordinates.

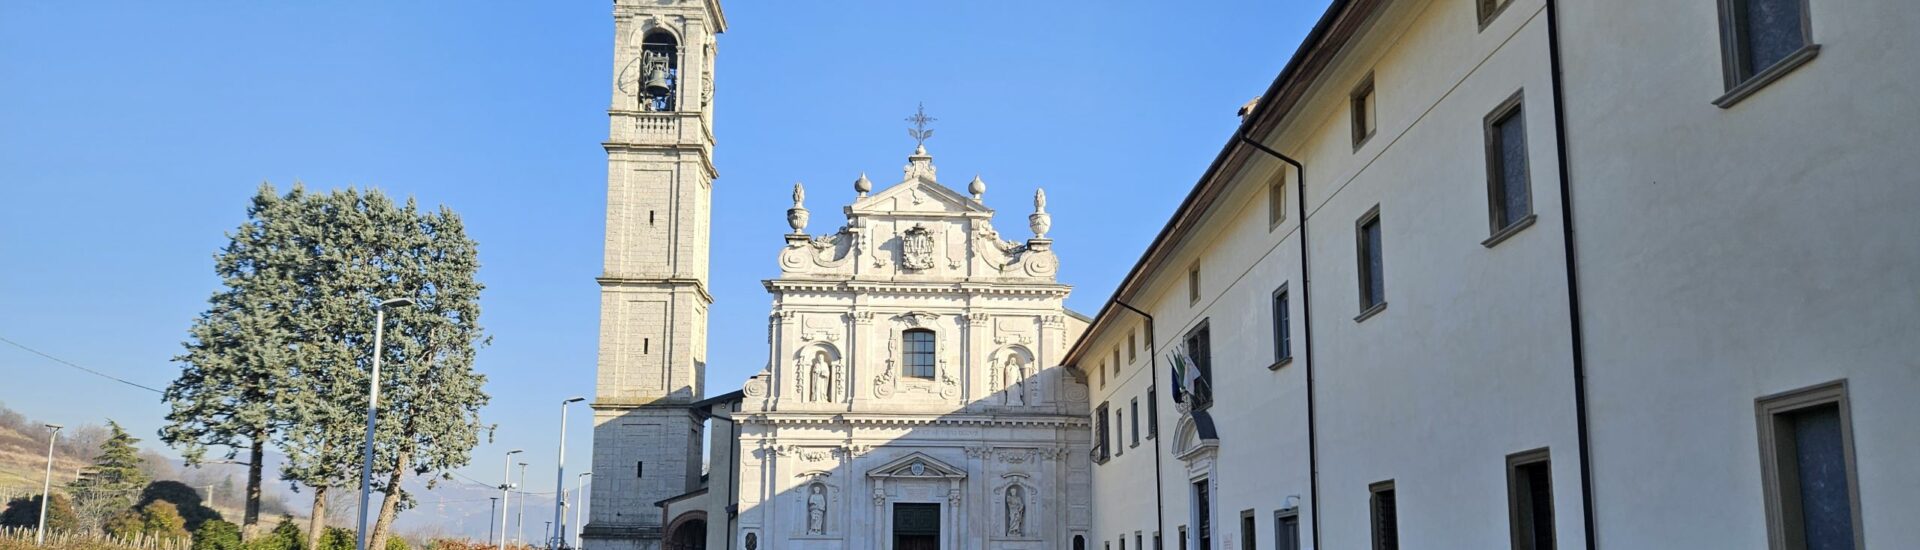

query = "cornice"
[
  {"left": 764, "top": 279, "right": 1071, "bottom": 298},
  {"left": 597, "top": 276, "right": 716, "bottom": 303},
  {"left": 741, "top": 413, "right": 1089, "bottom": 429}
]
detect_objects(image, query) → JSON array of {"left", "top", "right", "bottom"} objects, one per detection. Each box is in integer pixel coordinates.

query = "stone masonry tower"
[{"left": 584, "top": 1, "right": 725, "bottom": 549}]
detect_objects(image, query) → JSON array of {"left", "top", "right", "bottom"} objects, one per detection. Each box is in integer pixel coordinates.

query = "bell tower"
[{"left": 585, "top": 1, "right": 725, "bottom": 549}]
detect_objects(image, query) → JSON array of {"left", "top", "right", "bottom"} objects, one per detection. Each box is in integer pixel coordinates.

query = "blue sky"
[{"left": 0, "top": 0, "right": 1325, "bottom": 493}]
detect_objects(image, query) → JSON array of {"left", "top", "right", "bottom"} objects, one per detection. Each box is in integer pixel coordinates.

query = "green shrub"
[
  {"left": 385, "top": 536, "right": 410, "bottom": 550},
  {"left": 102, "top": 509, "right": 144, "bottom": 540},
  {"left": 318, "top": 527, "right": 356, "bottom": 550},
  {"left": 191, "top": 519, "right": 242, "bottom": 550},
  {"left": 243, "top": 516, "right": 302, "bottom": 550},
  {"left": 0, "top": 493, "right": 80, "bottom": 533},
  {"left": 140, "top": 501, "right": 191, "bottom": 541},
  {"left": 139, "top": 481, "right": 223, "bottom": 532}
]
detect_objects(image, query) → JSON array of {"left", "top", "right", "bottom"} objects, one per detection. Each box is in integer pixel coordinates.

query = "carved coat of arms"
[{"left": 900, "top": 225, "right": 935, "bottom": 270}]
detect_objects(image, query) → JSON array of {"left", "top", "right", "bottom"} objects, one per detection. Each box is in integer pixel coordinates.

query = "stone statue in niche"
[
  {"left": 806, "top": 482, "right": 828, "bottom": 535},
  {"left": 1002, "top": 353, "right": 1030, "bottom": 406},
  {"left": 808, "top": 351, "right": 832, "bottom": 402},
  {"left": 1005, "top": 484, "right": 1026, "bottom": 537}
]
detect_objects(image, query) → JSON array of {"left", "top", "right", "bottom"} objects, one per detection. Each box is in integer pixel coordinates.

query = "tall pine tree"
[{"left": 163, "top": 183, "right": 305, "bottom": 528}]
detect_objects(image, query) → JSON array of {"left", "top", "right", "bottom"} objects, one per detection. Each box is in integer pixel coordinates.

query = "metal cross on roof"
[{"left": 906, "top": 103, "right": 937, "bottom": 147}]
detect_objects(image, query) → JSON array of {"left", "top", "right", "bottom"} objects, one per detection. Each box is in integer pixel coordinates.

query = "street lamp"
[
  {"left": 516, "top": 462, "right": 529, "bottom": 545},
  {"left": 574, "top": 472, "right": 591, "bottom": 550},
  {"left": 550, "top": 397, "right": 585, "bottom": 549},
  {"left": 499, "top": 449, "right": 522, "bottom": 550},
  {"left": 36, "top": 424, "right": 62, "bottom": 547},
  {"left": 357, "top": 297, "right": 413, "bottom": 550}
]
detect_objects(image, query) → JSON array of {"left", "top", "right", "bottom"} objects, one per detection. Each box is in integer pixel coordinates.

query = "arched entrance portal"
[{"left": 663, "top": 512, "right": 707, "bottom": 550}]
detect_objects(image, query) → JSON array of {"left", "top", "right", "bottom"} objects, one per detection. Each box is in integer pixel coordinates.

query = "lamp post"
[
  {"left": 516, "top": 462, "right": 529, "bottom": 545},
  {"left": 549, "top": 397, "right": 585, "bottom": 549},
  {"left": 488, "top": 497, "right": 499, "bottom": 546},
  {"left": 36, "top": 424, "right": 62, "bottom": 547},
  {"left": 356, "top": 297, "right": 414, "bottom": 550},
  {"left": 574, "top": 472, "right": 591, "bottom": 550},
  {"left": 499, "top": 449, "right": 522, "bottom": 550}
]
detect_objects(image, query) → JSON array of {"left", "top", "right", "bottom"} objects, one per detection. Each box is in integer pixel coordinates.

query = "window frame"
[
  {"left": 1506, "top": 448, "right": 1555, "bottom": 550},
  {"left": 1482, "top": 89, "right": 1537, "bottom": 247},
  {"left": 1188, "top": 263, "right": 1203, "bottom": 305},
  {"left": 1714, "top": 0, "right": 1819, "bottom": 108},
  {"left": 1271, "top": 284, "right": 1293, "bottom": 369},
  {"left": 1268, "top": 174, "right": 1288, "bottom": 229},
  {"left": 1755, "top": 379, "right": 1863, "bottom": 550},
  {"left": 902, "top": 328, "right": 937, "bottom": 379},
  {"left": 1239, "top": 509, "right": 1258, "bottom": 550},
  {"left": 1184, "top": 320, "right": 1214, "bottom": 410},
  {"left": 1129, "top": 330, "right": 1139, "bottom": 363},
  {"left": 1130, "top": 397, "right": 1142, "bottom": 448},
  {"left": 1351, "top": 73, "right": 1377, "bottom": 149},
  {"left": 1477, "top": 0, "right": 1515, "bottom": 29},
  {"left": 1370, "top": 480, "right": 1399, "bottom": 550},
  {"left": 1355, "top": 205, "right": 1387, "bottom": 321},
  {"left": 1094, "top": 401, "right": 1112, "bottom": 464},
  {"left": 1147, "top": 385, "right": 1159, "bottom": 439},
  {"left": 1274, "top": 509, "right": 1301, "bottom": 550},
  {"left": 1115, "top": 407, "right": 1125, "bottom": 457}
]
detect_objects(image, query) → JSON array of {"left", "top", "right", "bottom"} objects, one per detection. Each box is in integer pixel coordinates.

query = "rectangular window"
[
  {"left": 1757, "top": 380, "right": 1861, "bottom": 550},
  {"left": 1268, "top": 175, "right": 1288, "bottom": 228},
  {"left": 1189, "top": 263, "right": 1203, "bottom": 304},
  {"left": 1114, "top": 348, "right": 1123, "bottom": 375},
  {"left": 1717, "top": 0, "right": 1816, "bottom": 106},
  {"left": 903, "top": 329, "right": 937, "bottom": 379},
  {"left": 1274, "top": 511, "right": 1301, "bottom": 550},
  {"left": 1356, "top": 206, "right": 1386, "bottom": 318},
  {"left": 1129, "top": 330, "right": 1138, "bottom": 363},
  {"left": 1147, "top": 386, "right": 1159, "bottom": 439},
  {"left": 1095, "top": 402, "right": 1111, "bottom": 462},
  {"left": 1178, "top": 526, "right": 1189, "bottom": 550},
  {"left": 1121, "top": 537, "right": 1127, "bottom": 550},
  {"left": 1351, "top": 74, "right": 1377, "bottom": 148},
  {"left": 1136, "top": 532, "right": 1144, "bottom": 550},
  {"left": 1507, "top": 449, "right": 1554, "bottom": 550},
  {"left": 1371, "top": 481, "right": 1399, "bottom": 550},
  {"left": 1099, "top": 359, "right": 1107, "bottom": 389},
  {"left": 1185, "top": 322, "right": 1214, "bottom": 410},
  {"left": 1484, "top": 91, "right": 1534, "bottom": 245},
  {"left": 1195, "top": 481, "right": 1213, "bottom": 550},
  {"left": 1239, "top": 510, "right": 1257, "bottom": 550},
  {"left": 1114, "top": 408, "right": 1124, "bottom": 456},
  {"left": 1155, "top": 532, "right": 1163, "bottom": 550},
  {"left": 1272, "top": 285, "right": 1293, "bottom": 366},
  {"left": 1130, "top": 397, "right": 1142, "bottom": 447},
  {"left": 1478, "top": 0, "right": 1514, "bottom": 26}
]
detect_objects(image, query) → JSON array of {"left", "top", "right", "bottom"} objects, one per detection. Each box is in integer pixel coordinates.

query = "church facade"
[{"left": 722, "top": 146, "right": 1094, "bottom": 550}]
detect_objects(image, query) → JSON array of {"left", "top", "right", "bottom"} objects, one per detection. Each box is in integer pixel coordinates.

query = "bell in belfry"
[{"left": 641, "top": 50, "right": 673, "bottom": 99}]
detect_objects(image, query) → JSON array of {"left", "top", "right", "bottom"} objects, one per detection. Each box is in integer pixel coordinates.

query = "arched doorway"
[{"left": 663, "top": 511, "right": 707, "bottom": 550}]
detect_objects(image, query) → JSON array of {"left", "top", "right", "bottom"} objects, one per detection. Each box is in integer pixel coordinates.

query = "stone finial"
[
  {"left": 968, "top": 175, "right": 986, "bottom": 201},
  {"left": 787, "top": 182, "right": 810, "bottom": 235},
  {"left": 1028, "top": 188, "right": 1052, "bottom": 238},
  {"left": 854, "top": 173, "right": 872, "bottom": 198}
]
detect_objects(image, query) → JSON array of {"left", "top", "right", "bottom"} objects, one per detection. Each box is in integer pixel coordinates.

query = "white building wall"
[
  {"left": 1085, "top": 1, "right": 1586, "bottom": 549},
  {"left": 1558, "top": 0, "right": 1920, "bottom": 547}
]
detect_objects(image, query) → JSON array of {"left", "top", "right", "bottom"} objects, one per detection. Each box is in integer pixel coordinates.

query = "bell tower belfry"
[{"left": 585, "top": 1, "right": 725, "bottom": 549}]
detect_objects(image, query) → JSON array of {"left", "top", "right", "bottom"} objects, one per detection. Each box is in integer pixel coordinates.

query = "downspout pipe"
[
  {"left": 1541, "top": 0, "right": 1599, "bottom": 548},
  {"left": 1113, "top": 300, "right": 1165, "bottom": 549},
  {"left": 1233, "top": 133, "right": 1318, "bottom": 550}
]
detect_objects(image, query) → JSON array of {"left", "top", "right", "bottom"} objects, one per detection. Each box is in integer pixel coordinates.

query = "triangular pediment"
[
  {"left": 866, "top": 451, "right": 967, "bottom": 479},
  {"left": 852, "top": 179, "right": 991, "bottom": 216}
]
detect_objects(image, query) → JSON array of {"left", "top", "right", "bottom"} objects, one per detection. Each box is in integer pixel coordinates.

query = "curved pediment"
[
  {"left": 866, "top": 451, "right": 967, "bottom": 480},
  {"left": 1171, "top": 410, "right": 1220, "bottom": 461}
]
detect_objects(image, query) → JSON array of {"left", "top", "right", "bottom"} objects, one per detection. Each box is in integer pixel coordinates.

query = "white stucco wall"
[{"left": 1558, "top": 0, "right": 1920, "bottom": 547}]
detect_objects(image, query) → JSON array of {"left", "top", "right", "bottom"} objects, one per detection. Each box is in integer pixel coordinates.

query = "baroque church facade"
[{"left": 585, "top": 1, "right": 1093, "bottom": 549}]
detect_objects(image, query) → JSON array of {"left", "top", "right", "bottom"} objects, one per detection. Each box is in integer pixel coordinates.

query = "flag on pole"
[{"left": 1168, "top": 343, "right": 1191, "bottom": 404}]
